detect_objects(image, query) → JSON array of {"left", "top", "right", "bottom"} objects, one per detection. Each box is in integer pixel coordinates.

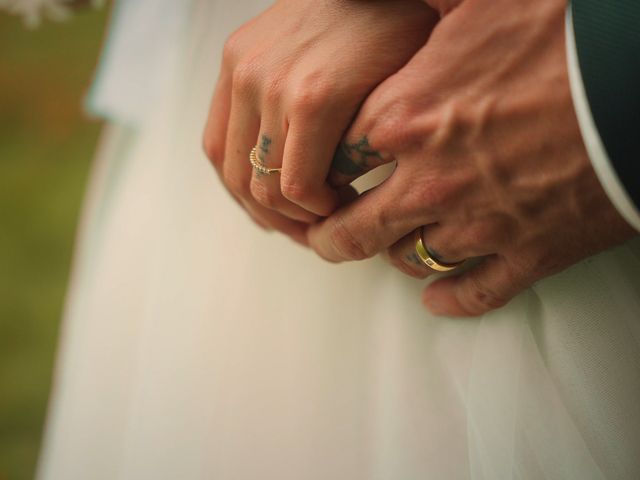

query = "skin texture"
[
  {"left": 203, "top": 0, "right": 437, "bottom": 244},
  {"left": 308, "top": 0, "right": 636, "bottom": 316}
]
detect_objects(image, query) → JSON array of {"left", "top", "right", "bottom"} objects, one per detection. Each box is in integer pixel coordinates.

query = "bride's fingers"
[
  {"left": 203, "top": 68, "right": 233, "bottom": 183},
  {"left": 204, "top": 48, "right": 317, "bottom": 240},
  {"left": 222, "top": 82, "right": 307, "bottom": 238},
  {"left": 279, "top": 116, "right": 342, "bottom": 217},
  {"left": 222, "top": 86, "right": 260, "bottom": 211},
  {"left": 308, "top": 174, "right": 433, "bottom": 262},
  {"left": 249, "top": 118, "right": 319, "bottom": 223},
  {"left": 325, "top": 91, "right": 397, "bottom": 189}
]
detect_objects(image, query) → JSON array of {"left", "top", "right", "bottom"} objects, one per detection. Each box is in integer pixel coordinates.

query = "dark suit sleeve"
[{"left": 571, "top": 0, "right": 640, "bottom": 211}]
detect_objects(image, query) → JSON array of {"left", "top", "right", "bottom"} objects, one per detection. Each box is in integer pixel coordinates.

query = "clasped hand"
[{"left": 204, "top": 0, "right": 635, "bottom": 317}]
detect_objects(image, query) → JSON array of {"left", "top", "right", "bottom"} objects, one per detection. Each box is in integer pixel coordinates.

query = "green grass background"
[{"left": 0, "top": 8, "right": 108, "bottom": 479}]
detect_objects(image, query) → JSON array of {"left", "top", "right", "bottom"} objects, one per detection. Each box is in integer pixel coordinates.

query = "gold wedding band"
[
  {"left": 414, "top": 229, "right": 463, "bottom": 272},
  {"left": 250, "top": 146, "right": 282, "bottom": 175}
]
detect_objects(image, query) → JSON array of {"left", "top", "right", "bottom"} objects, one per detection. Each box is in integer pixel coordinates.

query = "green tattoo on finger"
[
  {"left": 331, "top": 136, "right": 384, "bottom": 177},
  {"left": 255, "top": 134, "right": 272, "bottom": 178},
  {"left": 407, "top": 252, "right": 427, "bottom": 269}
]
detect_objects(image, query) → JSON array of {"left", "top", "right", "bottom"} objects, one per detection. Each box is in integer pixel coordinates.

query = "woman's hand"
[
  {"left": 203, "top": 0, "right": 437, "bottom": 244},
  {"left": 309, "top": 0, "right": 635, "bottom": 315}
]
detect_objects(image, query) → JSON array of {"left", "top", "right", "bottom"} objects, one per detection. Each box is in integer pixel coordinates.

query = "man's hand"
[
  {"left": 310, "top": 0, "right": 636, "bottom": 316},
  {"left": 202, "top": 0, "right": 437, "bottom": 244}
]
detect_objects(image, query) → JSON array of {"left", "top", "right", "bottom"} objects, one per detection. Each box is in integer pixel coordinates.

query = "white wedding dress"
[{"left": 37, "top": 1, "right": 640, "bottom": 479}]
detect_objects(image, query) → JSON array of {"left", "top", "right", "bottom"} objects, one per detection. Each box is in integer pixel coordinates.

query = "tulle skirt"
[{"left": 38, "top": 1, "right": 640, "bottom": 478}]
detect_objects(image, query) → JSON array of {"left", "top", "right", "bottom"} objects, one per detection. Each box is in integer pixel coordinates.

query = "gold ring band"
[
  {"left": 250, "top": 146, "right": 282, "bottom": 175},
  {"left": 414, "top": 229, "right": 463, "bottom": 272}
]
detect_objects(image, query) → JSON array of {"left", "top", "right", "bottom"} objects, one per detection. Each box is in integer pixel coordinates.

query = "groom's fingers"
[
  {"left": 327, "top": 135, "right": 395, "bottom": 188},
  {"left": 307, "top": 173, "right": 437, "bottom": 262},
  {"left": 327, "top": 111, "right": 396, "bottom": 189},
  {"left": 422, "top": 255, "right": 530, "bottom": 317},
  {"left": 325, "top": 63, "right": 423, "bottom": 190}
]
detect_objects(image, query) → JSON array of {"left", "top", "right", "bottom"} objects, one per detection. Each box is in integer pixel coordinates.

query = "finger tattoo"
[
  {"left": 255, "top": 134, "right": 272, "bottom": 178},
  {"left": 406, "top": 252, "right": 427, "bottom": 268},
  {"left": 331, "top": 136, "right": 383, "bottom": 176}
]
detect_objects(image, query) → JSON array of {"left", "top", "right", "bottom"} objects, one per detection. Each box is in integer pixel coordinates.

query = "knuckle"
[
  {"left": 424, "top": 229, "right": 464, "bottom": 263},
  {"left": 464, "top": 276, "right": 509, "bottom": 314},
  {"left": 370, "top": 107, "right": 407, "bottom": 151},
  {"left": 428, "top": 243, "right": 458, "bottom": 264},
  {"left": 375, "top": 204, "right": 396, "bottom": 234},
  {"left": 328, "top": 218, "right": 372, "bottom": 261},
  {"left": 202, "top": 134, "right": 224, "bottom": 167},
  {"left": 471, "top": 220, "right": 510, "bottom": 252},
  {"left": 250, "top": 180, "right": 280, "bottom": 209},
  {"left": 467, "top": 223, "right": 494, "bottom": 246},
  {"left": 424, "top": 182, "right": 453, "bottom": 209},
  {"left": 289, "top": 81, "right": 332, "bottom": 117},
  {"left": 365, "top": 98, "right": 421, "bottom": 153},
  {"left": 407, "top": 177, "right": 458, "bottom": 212},
  {"left": 232, "top": 61, "right": 258, "bottom": 94},
  {"left": 224, "top": 170, "right": 250, "bottom": 199},
  {"left": 429, "top": 99, "right": 470, "bottom": 150},
  {"left": 263, "top": 75, "right": 285, "bottom": 105},
  {"left": 280, "top": 176, "right": 310, "bottom": 204}
]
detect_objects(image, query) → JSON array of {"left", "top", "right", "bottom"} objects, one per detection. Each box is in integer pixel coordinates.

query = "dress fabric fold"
[{"left": 38, "top": 0, "right": 640, "bottom": 478}]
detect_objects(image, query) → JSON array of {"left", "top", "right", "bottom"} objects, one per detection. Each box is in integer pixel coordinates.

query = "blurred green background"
[{"left": 0, "top": 8, "right": 108, "bottom": 479}]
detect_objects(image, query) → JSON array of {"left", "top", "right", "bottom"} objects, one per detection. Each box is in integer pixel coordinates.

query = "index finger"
[
  {"left": 307, "top": 173, "right": 435, "bottom": 262},
  {"left": 328, "top": 134, "right": 394, "bottom": 188}
]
